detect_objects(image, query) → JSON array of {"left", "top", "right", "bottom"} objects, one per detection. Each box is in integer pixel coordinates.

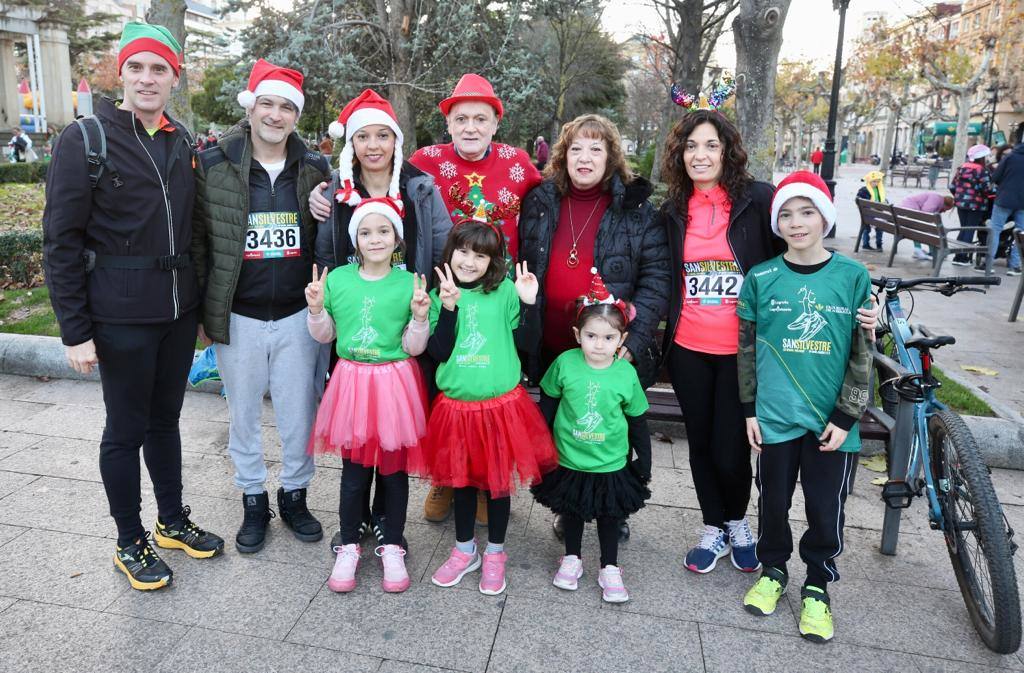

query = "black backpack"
[{"left": 74, "top": 116, "right": 123, "bottom": 189}]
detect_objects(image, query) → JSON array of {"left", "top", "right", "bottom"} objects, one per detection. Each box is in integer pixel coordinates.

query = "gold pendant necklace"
[{"left": 566, "top": 197, "right": 602, "bottom": 268}]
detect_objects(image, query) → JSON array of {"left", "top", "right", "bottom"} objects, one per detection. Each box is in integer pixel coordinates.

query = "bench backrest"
[
  {"left": 892, "top": 206, "right": 944, "bottom": 247},
  {"left": 856, "top": 198, "right": 897, "bottom": 235}
]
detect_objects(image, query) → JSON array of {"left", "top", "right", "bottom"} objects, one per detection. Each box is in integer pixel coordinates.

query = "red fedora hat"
[{"left": 438, "top": 73, "right": 504, "bottom": 120}]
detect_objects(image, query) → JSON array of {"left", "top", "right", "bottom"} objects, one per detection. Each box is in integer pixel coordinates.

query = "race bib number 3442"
[
  {"left": 244, "top": 211, "right": 301, "bottom": 260},
  {"left": 683, "top": 260, "right": 743, "bottom": 306}
]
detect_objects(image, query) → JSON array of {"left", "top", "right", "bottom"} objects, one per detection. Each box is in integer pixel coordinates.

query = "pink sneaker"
[
  {"left": 598, "top": 565, "right": 629, "bottom": 603},
  {"left": 479, "top": 551, "right": 507, "bottom": 595},
  {"left": 328, "top": 544, "right": 360, "bottom": 593},
  {"left": 431, "top": 546, "right": 481, "bottom": 587},
  {"left": 376, "top": 544, "right": 410, "bottom": 593},
  {"left": 552, "top": 555, "right": 584, "bottom": 591}
]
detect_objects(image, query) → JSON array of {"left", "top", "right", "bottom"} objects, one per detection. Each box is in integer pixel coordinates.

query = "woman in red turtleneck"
[{"left": 518, "top": 113, "right": 671, "bottom": 540}]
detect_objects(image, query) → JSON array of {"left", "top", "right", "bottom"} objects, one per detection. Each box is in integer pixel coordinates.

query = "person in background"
[
  {"left": 986, "top": 137, "right": 1024, "bottom": 276},
  {"left": 894, "top": 192, "right": 955, "bottom": 261},
  {"left": 535, "top": 135, "right": 549, "bottom": 171},
  {"left": 949, "top": 144, "right": 994, "bottom": 267},
  {"left": 856, "top": 170, "right": 886, "bottom": 252},
  {"left": 810, "top": 146, "right": 823, "bottom": 175}
]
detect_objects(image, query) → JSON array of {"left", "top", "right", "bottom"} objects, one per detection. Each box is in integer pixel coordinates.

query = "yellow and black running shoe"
[
  {"left": 154, "top": 505, "right": 225, "bottom": 559},
  {"left": 114, "top": 532, "right": 173, "bottom": 591}
]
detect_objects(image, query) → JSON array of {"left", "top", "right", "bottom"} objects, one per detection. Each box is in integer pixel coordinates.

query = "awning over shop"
[{"left": 931, "top": 121, "right": 984, "bottom": 136}]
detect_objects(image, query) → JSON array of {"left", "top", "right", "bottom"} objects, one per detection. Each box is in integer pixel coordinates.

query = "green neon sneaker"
[
  {"left": 743, "top": 566, "right": 788, "bottom": 616},
  {"left": 799, "top": 585, "right": 834, "bottom": 643}
]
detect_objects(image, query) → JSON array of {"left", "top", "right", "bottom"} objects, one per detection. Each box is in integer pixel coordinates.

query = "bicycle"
[{"left": 868, "top": 275, "right": 1020, "bottom": 654}]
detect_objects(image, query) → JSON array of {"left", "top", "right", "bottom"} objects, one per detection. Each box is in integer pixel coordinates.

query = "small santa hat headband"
[
  {"left": 770, "top": 170, "right": 837, "bottom": 237},
  {"left": 237, "top": 59, "right": 305, "bottom": 114},
  {"left": 329, "top": 89, "right": 404, "bottom": 211},
  {"left": 578, "top": 267, "right": 636, "bottom": 324},
  {"left": 671, "top": 73, "right": 736, "bottom": 112},
  {"left": 348, "top": 196, "right": 405, "bottom": 246}
]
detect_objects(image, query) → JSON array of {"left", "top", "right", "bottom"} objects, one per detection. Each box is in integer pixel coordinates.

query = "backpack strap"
[{"left": 74, "top": 116, "right": 123, "bottom": 189}]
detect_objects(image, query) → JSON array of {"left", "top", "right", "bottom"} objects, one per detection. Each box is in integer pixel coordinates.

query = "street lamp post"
[
  {"left": 821, "top": 0, "right": 851, "bottom": 238},
  {"left": 986, "top": 83, "right": 1001, "bottom": 145}
]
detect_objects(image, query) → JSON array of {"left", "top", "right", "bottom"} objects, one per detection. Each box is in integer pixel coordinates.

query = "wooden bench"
[
  {"left": 891, "top": 205, "right": 989, "bottom": 274},
  {"left": 1010, "top": 229, "right": 1024, "bottom": 322},
  {"left": 889, "top": 165, "right": 925, "bottom": 188},
  {"left": 855, "top": 198, "right": 898, "bottom": 254}
]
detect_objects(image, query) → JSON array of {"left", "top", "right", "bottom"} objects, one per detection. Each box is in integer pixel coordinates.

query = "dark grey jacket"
[
  {"left": 518, "top": 175, "right": 671, "bottom": 387},
  {"left": 993, "top": 143, "right": 1024, "bottom": 211}
]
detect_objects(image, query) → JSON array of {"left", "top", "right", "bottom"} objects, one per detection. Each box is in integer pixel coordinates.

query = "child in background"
[
  {"left": 306, "top": 197, "right": 431, "bottom": 594},
  {"left": 736, "top": 172, "right": 871, "bottom": 643},
  {"left": 531, "top": 269, "right": 652, "bottom": 603},
  {"left": 856, "top": 170, "right": 887, "bottom": 251},
  {"left": 425, "top": 218, "right": 558, "bottom": 596}
]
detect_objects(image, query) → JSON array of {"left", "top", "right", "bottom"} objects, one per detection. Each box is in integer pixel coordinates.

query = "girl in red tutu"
[
  {"left": 306, "top": 197, "right": 431, "bottom": 594},
  {"left": 425, "top": 220, "right": 558, "bottom": 596}
]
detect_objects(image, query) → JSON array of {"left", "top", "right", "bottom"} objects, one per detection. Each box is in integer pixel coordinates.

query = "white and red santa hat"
[
  {"left": 348, "top": 196, "right": 405, "bottom": 246},
  {"left": 770, "top": 170, "right": 837, "bottom": 237},
  {"left": 579, "top": 267, "right": 636, "bottom": 323},
  {"left": 237, "top": 59, "right": 304, "bottom": 114},
  {"left": 328, "top": 89, "right": 404, "bottom": 210}
]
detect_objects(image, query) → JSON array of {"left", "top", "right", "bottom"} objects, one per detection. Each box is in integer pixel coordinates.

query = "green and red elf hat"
[{"left": 117, "top": 22, "right": 183, "bottom": 75}]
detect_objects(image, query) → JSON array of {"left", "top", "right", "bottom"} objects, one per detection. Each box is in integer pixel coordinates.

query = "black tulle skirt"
[{"left": 530, "top": 464, "right": 651, "bottom": 521}]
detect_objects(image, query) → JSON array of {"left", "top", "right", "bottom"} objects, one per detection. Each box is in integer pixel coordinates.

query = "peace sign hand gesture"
[
  {"left": 410, "top": 273, "right": 431, "bottom": 322},
  {"left": 306, "top": 264, "right": 329, "bottom": 314},
  {"left": 514, "top": 261, "right": 538, "bottom": 305},
  {"left": 434, "top": 264, "right": 461, "bottom": 311}
]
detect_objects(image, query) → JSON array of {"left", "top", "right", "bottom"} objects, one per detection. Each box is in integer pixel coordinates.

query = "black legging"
[
  {"left": 453, "top": 487, "right": 510, "bottom": 545},
  {"left": 93, "top": 311, "right": 197, "bottom": 545},
  {"left": 563, "top": 514, "right": 620, "bottom": 567},
  {"left": 667, "top": 345, "right": 751, "bottom": 531},
  {"left": 339, "top": 460, "right": 408, "bottom": 546}
]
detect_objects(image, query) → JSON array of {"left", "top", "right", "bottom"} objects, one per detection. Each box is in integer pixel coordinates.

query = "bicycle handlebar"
[{"left": 871, "top": 276, "right": 1001, "bottom": 291}]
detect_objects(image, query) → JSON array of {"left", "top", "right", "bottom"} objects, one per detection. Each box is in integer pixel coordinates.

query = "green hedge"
[
  {"left": 0, "top": 230, "right": 43, "bottom": 287},
  {"left": 0, "top": 161, "right": 47, "bottom": 183}
]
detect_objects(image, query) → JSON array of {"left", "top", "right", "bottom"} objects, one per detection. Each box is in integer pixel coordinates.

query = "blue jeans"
[
  {"left": 861, "top": 226, "right": 882, "bottom": 249},
  {"left": 986, "top": 205, "right": 1024, "bottom": 273}
]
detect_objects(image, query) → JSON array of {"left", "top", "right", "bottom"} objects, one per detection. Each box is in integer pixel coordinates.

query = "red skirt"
[
  {"left": 309, "top": 357, "right": 428, "bottom": 476},
  {"left": 424, "top": 385, "right": 558, "bottom": 497}
]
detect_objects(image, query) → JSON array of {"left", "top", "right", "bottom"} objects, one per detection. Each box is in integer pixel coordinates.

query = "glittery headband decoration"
[
  {"left": 448, "top": 183, "right": 519, "bottom": 243},
  {"left": 671, "top": 74, "right": 736, "bottom": 112}
]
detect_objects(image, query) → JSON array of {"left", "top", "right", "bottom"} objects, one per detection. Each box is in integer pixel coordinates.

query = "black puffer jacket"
[
  {"left": 518, "top": 175, "right": 670, "bottom": 387},
  {"left": 658, "top": 180, "right": 784, "bottom": 357}
]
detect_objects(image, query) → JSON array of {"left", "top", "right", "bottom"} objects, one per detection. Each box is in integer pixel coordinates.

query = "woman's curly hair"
[
  {"left": 543, "top": 114, "right": 633, "bottom": 195},
  {"left": 661, "top": 110, "right": 753, "bottom": 209}
]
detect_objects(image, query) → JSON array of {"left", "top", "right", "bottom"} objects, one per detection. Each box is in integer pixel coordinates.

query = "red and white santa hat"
[
  {"left": 579, "top": 267, "right": 635, "bottom": 323},
  {"left": 328, "top": 89, "right": 404, "bottom": 210},
  {"left": 237, "top": 59, "right": 304, "bottom": 114},
  {"left": 348, "top": 196, "right": 405, "bottom": 246},
  {"left": 770, "top": 170, "right": 837, "bottom": 237}
]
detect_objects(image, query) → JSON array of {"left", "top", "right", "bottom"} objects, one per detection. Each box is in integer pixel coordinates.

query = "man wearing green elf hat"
[{"left": 43, "top": 21, "right": 224, "bottom": 592}]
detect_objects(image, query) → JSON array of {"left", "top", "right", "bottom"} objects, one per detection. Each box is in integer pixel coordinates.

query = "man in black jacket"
[
  {"left": 987, "top": 138, "right": 1024, "bottom": 276},
  {"left": 42, "top": 22, "right": 223, "bottom": 592}
]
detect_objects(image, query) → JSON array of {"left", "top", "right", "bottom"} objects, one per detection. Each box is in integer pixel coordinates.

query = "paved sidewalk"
[{"left": 0, "top": 372, "right": 1022, "bottom": 672}]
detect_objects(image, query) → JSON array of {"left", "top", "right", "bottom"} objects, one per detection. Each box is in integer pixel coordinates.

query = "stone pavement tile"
[
  {"left": 0, "top": 469, "right": 37, "bottom": 499},
  {"left": 648, "top": 466, "right": 701, "bottom": 510},
  {"left": 782, "top": 576, "right": 1023, "bottom": 670},
  {"left": 179, "top": 417, "right": 230, "bottom": 454},
  {"left": 0, "top": 475, "right": 115, "bottom": 536},
  {"left": 0, "top": 399, "right": 51, "bottom": 431},
  {"left": 0, "top": 373, "right": 44, "bottom": 399},
  {"left": 179, "top": 389, "right": 230, "bottom": 422},
  {"left": 0, "top": 523, "right": 27, "bottom": 548},
  {"left": 990, "top": 468, "right": 1024, "bottom": 508},
  {"left": 699, "top": 622, "right": 910, "bottom": 673},
  {"left": 288, "top": 582, "right": 502, "bottom": 671},
  {"left": 912, "top": 654, "right": 1024, "bottom": 673},
  {"left": 165, "top": 626, "right": 383, "bottom": 673},
  {"left": 379, "top": 661, "right": 466, "bottom": 673},
  {"left": 0, "top": 430, "right": 43, "bottom": 461},
  {"left": 180, "top": 449, "right": 247, "bottom": 500},
  {"left": 841, "top": 526, "right": 959, "bottom": 592},
  {"left": 488, "top": 595, "right": 703, "bottom": 673},
  {"left": 0, "top": 597, "right": 14, "bottom": 612},
  {"left": 651, "top": 437, "right": 674, "bottom": 469},
  {"left": 5, "top": 403, "right": 104, "bottom": 440},
  {"left": 0, "top": 435, "right": 101, "bottom": 482},
  {"left": 0, "top": 601, "right": 188, "bottom": 673},
  {"left": 0, "top": 528, "right": 129, "bottom": 610},
  {"left": 11, "top": 377, "right": 106, "bottom": 409},
  {"left": 105, "top": 552, "right": 325, "bottom": 639}
]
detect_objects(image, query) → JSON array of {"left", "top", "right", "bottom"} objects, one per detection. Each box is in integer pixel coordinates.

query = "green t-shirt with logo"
[
  {"left": 430, "top": 278, "right": 521, "bottom": 401},
  {"left": 323, "top": 264, "right": 414, "bottom": 362},
  {"left": 736, "top": 253, "right": 871, "bottom": 452},
  {"left": 540, "top": 349, "right": 650, "bottom": 473}
]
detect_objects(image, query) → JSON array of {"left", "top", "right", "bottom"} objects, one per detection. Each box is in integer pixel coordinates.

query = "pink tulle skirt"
[{"left": 309, "top": 357, "right": 428, "bottom": 476}]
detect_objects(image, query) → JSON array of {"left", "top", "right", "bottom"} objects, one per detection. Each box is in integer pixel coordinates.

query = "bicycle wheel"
[{"left": 929, "top": 409, "right": 1021, "bottom": 653}]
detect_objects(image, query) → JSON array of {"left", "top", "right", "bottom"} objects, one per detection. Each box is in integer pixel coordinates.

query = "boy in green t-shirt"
[{"left": 735, "top": 172, "right": 871, "bottom": 644}]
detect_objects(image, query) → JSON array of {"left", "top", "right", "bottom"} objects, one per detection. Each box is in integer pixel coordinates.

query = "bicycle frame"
[{"left": 881, "top": 290, "right": 948, "bottom": 529}]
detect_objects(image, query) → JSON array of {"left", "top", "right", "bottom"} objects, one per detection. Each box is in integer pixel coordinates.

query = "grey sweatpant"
[{"left": 217, "top": 309, "right": 328, "bottom": 495}]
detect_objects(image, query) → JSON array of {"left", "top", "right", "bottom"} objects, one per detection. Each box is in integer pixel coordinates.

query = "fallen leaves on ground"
[
  {"left": 961, "top": 365, "right": 998, "bottom": 376},
  {"left": 860, "top": 453, "right": 888, "bottom": 472}
]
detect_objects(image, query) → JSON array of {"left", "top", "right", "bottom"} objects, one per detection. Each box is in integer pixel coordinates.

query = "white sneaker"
[
  {"left": 552, "top": 554, "right": 584, "bottom": 590},
  {"left": 376, "top": 544, "right": 410, "bottom": 593},
  {"left": 912, "top": 249, "right": 933, "bottom": 261},
  {"left": 598, "top": 565, "right": 630, "bottom": 603},
  {"left": 328, "top": 543, "right": 360, "bottom": 592}
]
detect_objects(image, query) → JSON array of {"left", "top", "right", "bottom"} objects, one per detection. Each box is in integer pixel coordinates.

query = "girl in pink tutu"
[
  {"left": 306, "top": 196, "right": 431, "bottom": 594},
  {"left": 425, "top": 218, "right": 558, "bottom": 596}
]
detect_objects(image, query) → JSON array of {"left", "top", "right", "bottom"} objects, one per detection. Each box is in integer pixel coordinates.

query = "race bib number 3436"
[
  {"left": 683, "top": 260, "right": 743, "bottom": 306},
  {"left": 244, "top": 211, "right": 301, "bottom": 260}
]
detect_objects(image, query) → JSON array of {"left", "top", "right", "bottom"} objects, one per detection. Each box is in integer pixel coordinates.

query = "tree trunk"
[
  {"left": 773, "top": 120, "right": 784, "bottom": 170},
  {"left": 950, "top": 88, "right": 973, "bottom": 169},
  {"left": 880, "top": 107, "right": 897, "bottom": 173},
  {"left": 792, "top": 114, "right": 803, "bottom": 169},
  {"left": 145, "top": 0, "right": 193, "bottom": 131},
  {"left": 649, "top": 99, "right": 674, "bottom": 183},
  {"left": 733, "top": 0, "right": 792, "bottom": 180},
  {"left": 385, "top": 0, "right": 417, "bottom": 155}
]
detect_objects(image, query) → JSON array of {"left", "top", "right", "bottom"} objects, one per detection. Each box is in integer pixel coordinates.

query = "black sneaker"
[
  {"left": 277, "top": 487, "right": 323, "bottom": 542},
  {"left": 154, "top": 506, "right": 225, "bottom": 559},
  {"left": 370, "top": 512, "right": 409, "bottom": 554},
  {"left": 236, "top": 492, "right": 274, "bottom": 553},
  {"left": 552, "top": 514, "right": 565, "bottom": 541},
  {"left": 618, "top": 519, "right": 631, "bottom": 542},
  {"left": 114, "top": 532, "right": 173, "bottom": 591},
  {"left": 329, "top": 519, "right": 371, "bottom": 551}
]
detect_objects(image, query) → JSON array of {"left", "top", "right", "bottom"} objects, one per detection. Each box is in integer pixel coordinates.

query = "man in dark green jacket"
[{"left": 192, "top": 59, "right": 330, "bottom": 553}]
